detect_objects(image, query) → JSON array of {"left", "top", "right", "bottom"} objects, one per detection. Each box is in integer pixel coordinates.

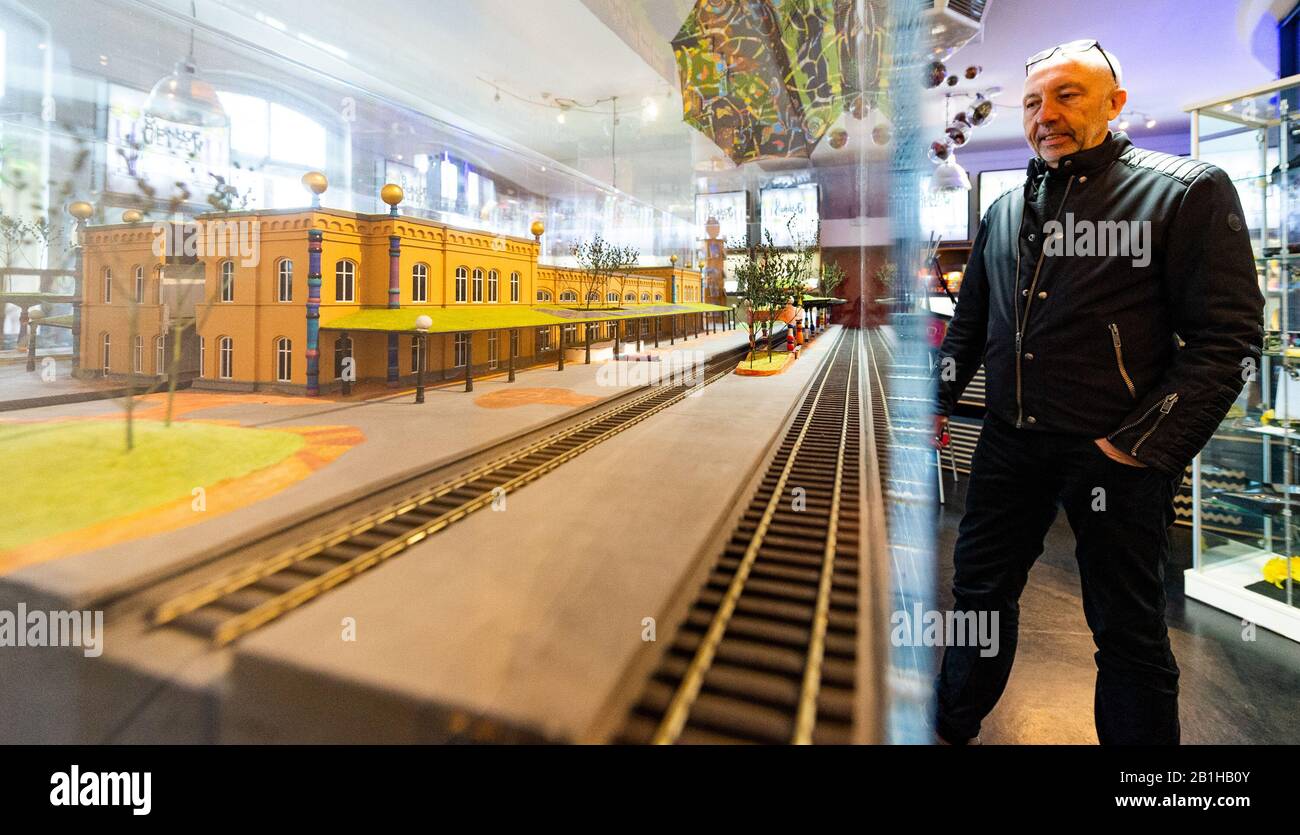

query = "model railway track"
[
  {"left": 619, "top": 329, "right": 863, "bottom": 744},
  {"left": 864, "top": 328, "right": 894, "bottom": 484},
  {"left": 151, "top": 330, "right": 785, "bottom": 646}
]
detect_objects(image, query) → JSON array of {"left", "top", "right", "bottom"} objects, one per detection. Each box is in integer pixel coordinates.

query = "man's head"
[{"left": 1022, "top": 41, "right": 1127, "bottom": 166}]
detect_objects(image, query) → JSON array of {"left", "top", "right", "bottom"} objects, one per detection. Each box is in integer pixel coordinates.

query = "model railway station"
[{"left": 1, "top": 0, "right": 1297, "bottom": 766}]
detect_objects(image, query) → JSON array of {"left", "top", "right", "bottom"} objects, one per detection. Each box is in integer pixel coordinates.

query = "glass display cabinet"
[{"left": 1187, "top": 75, "right": 1300, "bottom": 642}]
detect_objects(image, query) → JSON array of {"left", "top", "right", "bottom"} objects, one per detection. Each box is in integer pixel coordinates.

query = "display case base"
[{"left": 1185, "top": 554, "right": 1300, "bottom": 642}]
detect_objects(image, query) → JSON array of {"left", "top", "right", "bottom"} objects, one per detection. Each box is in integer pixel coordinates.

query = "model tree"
[{"left": 571, "top": 236, "right": 639, "bottom": 310}]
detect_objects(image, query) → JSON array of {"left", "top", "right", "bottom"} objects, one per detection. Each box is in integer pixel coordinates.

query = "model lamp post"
[
  {"left": 414, "top": 315, "right": 431, "bottom": 404},
  {"left": 382, "top": 183, "right": 404, "bottom": 386},
  {"left": 301, "top": 172, "right": 327, "bottom": 394}
]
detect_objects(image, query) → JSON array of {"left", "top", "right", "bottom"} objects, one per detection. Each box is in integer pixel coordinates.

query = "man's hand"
[{"left": 1095, "top": 437, "right": 1146, "bottom": 467}]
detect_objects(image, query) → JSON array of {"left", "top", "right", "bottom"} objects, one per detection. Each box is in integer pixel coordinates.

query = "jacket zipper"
[
  {"left": 1014, "top": 174, "right": 1076, "bottom": 427},
  {"left": 1107, "top": 392, "right": 1178, "bottom": 453},
  {"left": 1131, "top": 393, "right": 1178, "bottom": 456},
  {"left": 1109, "top": 323, "right": 1137, "bottom": 398}
]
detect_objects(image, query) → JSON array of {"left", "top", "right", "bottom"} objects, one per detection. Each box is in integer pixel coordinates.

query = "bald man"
[{"left": 935, "top": 41, "right": 1263, "bottom": 745}]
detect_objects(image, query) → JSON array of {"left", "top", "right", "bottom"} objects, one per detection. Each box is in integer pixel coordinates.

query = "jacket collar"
[{"left": 1027, "top": 131, "right": 1131, "bottom": 179}]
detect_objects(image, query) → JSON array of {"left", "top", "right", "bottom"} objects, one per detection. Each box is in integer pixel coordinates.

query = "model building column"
[
  {"left": 382, "top": 184, "right": 404, "bottom": 388},
  {"left": 68, "top": 200, "right": 93, "bottom": 377},
  {"left": 302, "top": 172, "right": 328, "bottom": 396}
]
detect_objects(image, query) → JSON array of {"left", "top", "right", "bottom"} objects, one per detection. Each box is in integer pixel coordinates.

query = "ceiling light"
[
  {"left": 556, "top": 111, "right": 566, "bottom": 124},
  {"left": 1117, "top": 118, "right": 1130, "bottom": 130},
  {"left": 930, "top": 153, "right": 971, "bottom": 192},
  {"left": 642, "top": 97, "right": 658, "bottom": 121},
  {"left": 1145, "top": 118, "right": 1157, "bottom": 129},
  {"left": 144, "top": 3, "right": 229, "bottom": 129}
]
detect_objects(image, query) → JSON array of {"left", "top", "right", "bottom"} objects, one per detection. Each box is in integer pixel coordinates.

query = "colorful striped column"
[
  {"left": 306, "top": 228, "right": 323, "bottom": 395},
  {"left": 387, "top": 230, "right": 400, "bottom": 386}
]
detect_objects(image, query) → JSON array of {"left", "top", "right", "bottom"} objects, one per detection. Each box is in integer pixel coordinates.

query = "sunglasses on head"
[{"left": 1025, "top": 39, "right": 1117, "bottom": 82}]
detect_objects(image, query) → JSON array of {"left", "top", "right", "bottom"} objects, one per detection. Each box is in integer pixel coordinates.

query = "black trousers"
[{"left": 935, "top": 413, "right": 1182, "bottom": 745}]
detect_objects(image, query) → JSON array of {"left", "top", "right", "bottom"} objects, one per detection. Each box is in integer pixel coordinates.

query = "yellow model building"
[{"left": 78, "top": 183, "right": 730, "bottom": 394}]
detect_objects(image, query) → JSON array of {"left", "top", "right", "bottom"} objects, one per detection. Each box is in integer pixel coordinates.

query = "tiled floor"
[{"left": 937, "top": 477, "right": 1300, "bottom": 745}]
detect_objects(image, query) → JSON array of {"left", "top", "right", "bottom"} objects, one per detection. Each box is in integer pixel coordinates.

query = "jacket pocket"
[{"left": 1109, "top": 323, "right": 1137, "bottom": 398}]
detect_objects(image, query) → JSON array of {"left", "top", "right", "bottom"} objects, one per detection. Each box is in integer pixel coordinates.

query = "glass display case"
[{"left": 1187, "top": 75, "right": 1300, "bottom": 642}]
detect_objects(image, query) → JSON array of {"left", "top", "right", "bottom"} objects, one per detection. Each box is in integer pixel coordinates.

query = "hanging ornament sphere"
[
  {"left": 872, "top": 123, "right": 892, "bottom": 145},
  {"left": 970, "top": 96, "right": 996, "bottom": 127},
  {"left": 946, "top": 75, "right": 959, "bottom": 87},
  {"left": 828, "top": 128, "right": 849, "bottom": 149},
  {"left": 850, "top": 96, "right": 867, "bottom": 120},
  {"left": 965, "top": 65, "right": 982, "bottom": 80},
  {"left": 926, "top": 61, "right": 947, "bottom": 88},
  {"left": 945, "top": 121, "right": 971, "bottom": 147},
  {"left": 928, "top": 140, "right": 953, "bottom": 164}
]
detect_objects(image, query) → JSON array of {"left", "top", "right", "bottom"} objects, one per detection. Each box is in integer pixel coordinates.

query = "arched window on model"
[
  {"left": 655, "top": 293, "right": 663, "bottom": 301},
  {"left": 487, "top": 330, "right": 498, "bottom": 369},
  {"left": 275, "top": 337, "right": 292, "bottom": 383},
  {"left": 606, "top": 292, "right": 619, "bottom": 303},
  {"left": 412, "top": 263, "right": 428, "bottom": 303},
  {"left": 153, "top": 265, "right": 164, "bottom": 304},
  {"left": 134, "top": 265, "right": 144, "bottom": 303},
  {"left": 455, "top": 266, "right": 468, "bottom": 303},
  {"left": 587, "top": 291, "right": 599, "bottom": 303},
  {"left": 335, "top": 260, "right": 355, "bottom": 303},
  {"left": 510, "top": 271, "right": 520, "bottom": 303},
  {"left": 640, "top": 292, "right": 650, "bottom": 302},
  {"left": 536, "top": 289, "right": 552, "bottom": 302},
  {"left": 487, "top": 269, "right": 499, "bottom": 303},
  {"left": 624, "top": 292, "right": 636, "bottom": 303},
  {"left": 277, "top": 259, "right": 294, "bottom": 302},
  {"left": 218, "top": 336, "right": 233, "bottom": 380},
  {"left": 472, "top": 268, "right": 484, "bottom": 302},
  {"left": 101, "top": 332, "right": 111, "bottom": 374},
  {"left": 155, "top": 335, "right": 165, "bottom": 376},
  {"left": 103, "top": 267, "right": 112, "bottom": 303},
  {"left": 558, "top": 290, "right": 577, "bottom": 302},
  {"left": 132, "top": 334, "right": 144, "bottom": 374},
  {"left": 198, "top": 336, "right": 205, "bottom": 378},
  {"left": 220, "top": 260, "right": 235, "bottom": 302}
]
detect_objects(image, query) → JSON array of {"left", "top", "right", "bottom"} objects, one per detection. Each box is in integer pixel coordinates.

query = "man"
[{"left": 935, "top": 40, "right": 1263, "bottom": 745}]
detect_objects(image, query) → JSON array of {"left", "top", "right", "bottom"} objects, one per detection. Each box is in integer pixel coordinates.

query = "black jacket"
[{"left": 938, "top": 132, "right": 1264, "bottom": 477}]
